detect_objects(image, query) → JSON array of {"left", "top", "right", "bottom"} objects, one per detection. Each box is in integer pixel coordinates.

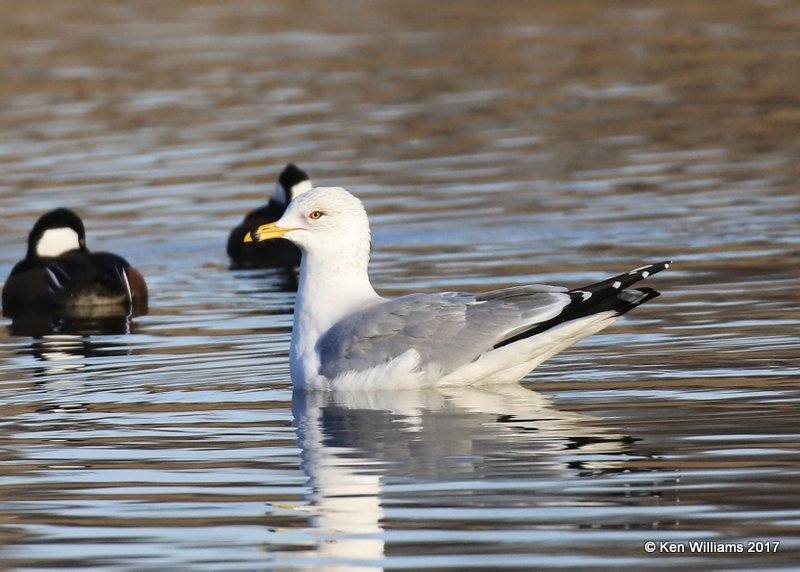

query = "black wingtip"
[
  {"left": 627, "top": 260, "right": 671, "bottom": 278},
  {"left": 577, "top": 261, "right": 671, "bottom": 295},
  {"left": 625, "top": 287, "right": 661, "bottom": 307},
  {"left": 492, "top": 262, "right": 669, "bottom": 350}
]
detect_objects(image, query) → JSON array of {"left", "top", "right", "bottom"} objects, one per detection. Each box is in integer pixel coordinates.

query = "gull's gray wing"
[
  {"left": 316, "top": 286, "right": 571, "bottom": 379},
  {"left": 315, "top": 262, "right": 671, "bottom": 380}
]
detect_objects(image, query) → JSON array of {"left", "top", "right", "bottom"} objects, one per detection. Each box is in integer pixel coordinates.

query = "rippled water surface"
[{"left": 1, "top": 0, "right": 799, "bottom": 569}]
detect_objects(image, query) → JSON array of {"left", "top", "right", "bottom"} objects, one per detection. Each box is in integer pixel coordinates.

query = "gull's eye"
[{"left": 308, "top": 210, "right": 324, "bottom": 220}]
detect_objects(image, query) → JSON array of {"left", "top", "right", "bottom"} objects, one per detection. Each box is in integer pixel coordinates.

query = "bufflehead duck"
[
  {"left": 2, "top": 208, "right": 148, "bottom": 319},
  {"left": 227, "top": 163, "right": 312, "bottom": 268}
]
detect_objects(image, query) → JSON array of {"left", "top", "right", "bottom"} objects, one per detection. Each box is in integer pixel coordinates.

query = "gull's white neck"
[{"left": 290, "top": 248, "right": 381, "bottom": 388}]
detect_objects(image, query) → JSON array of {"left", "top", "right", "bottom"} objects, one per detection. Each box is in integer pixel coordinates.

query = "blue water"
[{"left": 1, "top": 0, "right": 799, "bottom": 569}]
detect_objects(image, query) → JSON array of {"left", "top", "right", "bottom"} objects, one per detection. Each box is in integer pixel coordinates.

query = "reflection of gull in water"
[{"left": 272, "top": 385, "right": 647, "bottom": 569}]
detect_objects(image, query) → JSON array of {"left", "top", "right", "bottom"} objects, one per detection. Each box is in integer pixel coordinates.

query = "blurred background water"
[{"left": 0, "top": 0, "right": 799, "bottom": 569}]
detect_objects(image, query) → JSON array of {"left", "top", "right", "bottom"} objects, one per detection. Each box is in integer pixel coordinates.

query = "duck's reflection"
[
  {"left": 8, "top": 318, "right": 137, "bottom": 379},
  {"left": 285, "top": 384, "right": 653, "bottom": 569},
  {"left": 229, "top": 266, "right": 299, "bottom": 294},
  {"left": 7, "top": 314, "right": 134, "bottom": 337}
]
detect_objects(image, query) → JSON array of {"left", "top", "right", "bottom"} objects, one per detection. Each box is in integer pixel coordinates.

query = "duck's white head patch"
[{"left": 36, "top": 227, "right": 81, "bottom": 257}]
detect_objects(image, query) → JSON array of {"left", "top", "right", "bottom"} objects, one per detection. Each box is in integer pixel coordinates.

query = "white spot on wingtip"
[
  {"left": 629, "top": 264, "right": 652, "bottom": 274},
  {"left": 612, "top": 281, "right": 622, "bottom": 289},
  {"left": 641, "top": 271, "right": 649, "bottom": 278},
  {"left": 581, "top": 291, "right": 592, "bottom": 301}
]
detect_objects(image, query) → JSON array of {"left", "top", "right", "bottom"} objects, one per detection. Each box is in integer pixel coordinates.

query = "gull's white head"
[{"left": 246, "top": 186, "right": 371, "bottom": 267}]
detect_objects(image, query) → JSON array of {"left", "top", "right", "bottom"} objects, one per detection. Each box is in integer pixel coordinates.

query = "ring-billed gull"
[
  {"left": 244, "top": 187, "right": 669, "bottom": 390},
  {"left": 2, "top": 208, "right": 148, "bottom": 319},
  {"left": 227, "top": 163, "right": 312, "bottom": 268}
]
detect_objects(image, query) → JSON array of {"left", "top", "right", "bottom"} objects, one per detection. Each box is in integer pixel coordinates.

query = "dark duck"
[
  {"left": 2, "top": 208, "right": 148, "bottom": 320},
  {"left": 227, "top": 163, "right": 312, "bottom": 268}
]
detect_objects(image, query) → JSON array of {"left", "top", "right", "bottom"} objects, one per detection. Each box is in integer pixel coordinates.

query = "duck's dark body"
[
  {"left": 227, "top": 163, "right": 310, "bottom": 268},
  {"left": 2, "top": 208, "right": 148, "bottom": 319}
]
